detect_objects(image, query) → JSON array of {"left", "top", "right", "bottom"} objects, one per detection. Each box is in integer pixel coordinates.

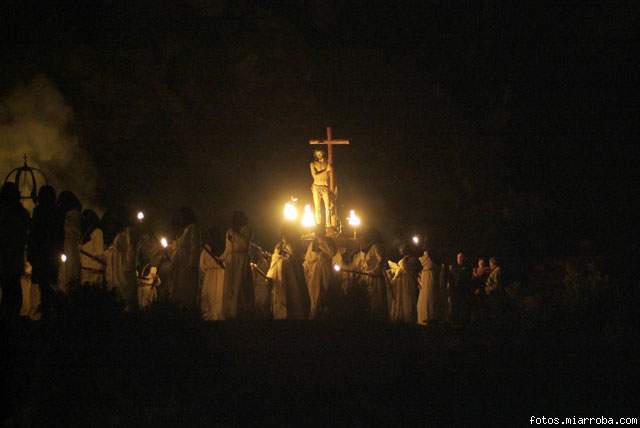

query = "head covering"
[
  {"left": 37, "top": 185, "right": 57, "bottom": 207},
  {"left": 172, "top": 206, "right": 197, "bottom": 236},
  {"left": 57, "top": 190, "right": 81, "bottom": 214},
  {"left": 231, "top": 210, "right": 248, "bottom": 233},
  {"left": 81, "top": 209, "right": 101, "bottom": 243},
  {"left": 0, "top": 182, "right": 21, "bottom": 206},
  {"left": 204, "top": 226, "right": 224, "bottom": 255}
]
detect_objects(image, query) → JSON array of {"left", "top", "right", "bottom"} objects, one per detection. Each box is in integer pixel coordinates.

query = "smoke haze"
[{"left": 0, "top": 76, "right": 98, "bottom": 211}]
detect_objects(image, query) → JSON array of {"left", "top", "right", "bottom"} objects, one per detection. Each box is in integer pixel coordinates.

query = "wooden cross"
[{"left": 309, "top": 127, "right": 350, "bottom": 193}]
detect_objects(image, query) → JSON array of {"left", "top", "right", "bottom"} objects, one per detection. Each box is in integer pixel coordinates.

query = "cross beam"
[{"left": 309, "top": 127, "right": 350, "bottom": 166}]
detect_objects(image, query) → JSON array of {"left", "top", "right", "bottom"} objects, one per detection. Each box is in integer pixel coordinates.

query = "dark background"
[{"left": 1, "top": 0, "right": 638, "bottom": 260}]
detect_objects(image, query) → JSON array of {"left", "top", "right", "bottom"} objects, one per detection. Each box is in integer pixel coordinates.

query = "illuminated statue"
[
  {"left": 309, "top": 149, "right": 332, "bottom": 227},
  {"left": 308, "top": 127, "right": 350, "bottom": 231}
]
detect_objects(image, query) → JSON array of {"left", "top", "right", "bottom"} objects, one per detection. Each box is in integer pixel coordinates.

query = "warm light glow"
[
  {"left": 347, "top": 209, "right": 361, "bottom": 227},
  {"left": 137, "top": 211, "right": 145, "bottom": 221},
  {"left": 333, "top": 264, "right": 341, "bottom": 272},
  {"left": 160, "top": 237, "right": 168, "bottom": 248},
  {"left": 301, "top": 204, "right": 316, "bottom": 228},
  {"left": 60, "top": 254, "right": 67, "bottom": 263},
  {"left": 284, "top": 202, "right": 298, "bottom": 221},
  {"left": 412, "top": 236, "right": 419, "bottom": 245}
]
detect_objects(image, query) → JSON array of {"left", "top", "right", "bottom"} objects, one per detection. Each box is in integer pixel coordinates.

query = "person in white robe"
[
  {"left": 222, "top": 211, "right": 253, "bottom": 319},
  {"left": 105, "top": 226, "right": 137, "bottom": 310},
  {"left": 57, "top": 191, "right": 82, "bottom": 293},
  {"left": 251, "top": 246, "right": 272, "bottom": 319},
  {"left": 417, "top": 250, "right": 436, "bottom": 325},
  {"left": 267, "top": 225, "right": 308, "bottom": 320},
  {"left": 332, "top": 247, "right": 353, "bottom": 295},
  {"left": 80, "top": 209, "right": 105, "bottom": 286},
  {"left": 361, "top": 229, "right": 388, "bottom": 320},
  {"left": 303, "top": 226, "right": 335, "bottom": 319},
  {"left": 200, "top": 227, "right": 225, "bottom": 320},
  {"left": 390, "top": 245, "right": 420, "bottom": 323},
  {"left": 169, "top": 207, "right": 202, "bottom": 311}
]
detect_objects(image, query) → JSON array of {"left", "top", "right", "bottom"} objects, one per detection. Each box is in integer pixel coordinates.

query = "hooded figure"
[
  {"left": 57, "top": 191, "right": 82, "bottom": 293},
  {"left": 390, "top": 244, "right": 420, "bottom": 323},
  {"left": 80, "top": 209, "right": 105, "bottom": 286},
  {"left": 0, "top": 182, "right": 30, "bottom": 320},
  {"left": 169, "top": 207, "right": 202, "bottom": 311},
  {"left": 200, "top": 226, "right": 225, "bottom": 320},
  {"left": 417, "top": 250, "right": 437, "bottom": 325},
  {"left": 361, "top": 228, "right": 388, "bottom": 320},
  {"left": 222, "top": 211, "right": 253, "bottom": 319},
  {"left": 28, "top": 185, "right": 62, "bottom": 319},
  {"left": 303, "top": 225, "right": 335, "bottom": 319},
  {"left": 267, "top": 225, "right": 308, "bottom": 319},
  {"left": 103, "top": 209, "right": 137, "bottom": 309}
]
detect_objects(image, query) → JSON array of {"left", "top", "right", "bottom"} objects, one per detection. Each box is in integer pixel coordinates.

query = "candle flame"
[
  {"left": 333, "top": 264, "right": 341, "bottom": 272},
  {"left": 347, "top": 209, "right": 361, "bottom": 227},
  {"left": 301, "top": 204, "right": 316, "bottom": 228},
  {"left": 412, "top": 236, "right": 419, "bottom": 245},
  {"left": 284, "top": 202, "right": 298, "bottom": 221},
  {"left": 137, "top": 211, "right": 145, "bottom": 221},
  {"left": 60, "top": 254, "right": 67, "bottom": 263},
  {"left": 160, "top": 237, "right": 168, "bottom": 248}
]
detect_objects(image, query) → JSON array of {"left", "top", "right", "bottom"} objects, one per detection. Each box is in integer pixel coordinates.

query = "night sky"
[{"left": 1, "top": 1, "right": 638, "bottom": 259}]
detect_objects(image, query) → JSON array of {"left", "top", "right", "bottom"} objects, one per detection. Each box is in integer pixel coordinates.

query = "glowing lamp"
[
  {"left": 60, "top": 254, "right": 67, "bottom": 263},
  {"left": 301, "top": 204, "right": 316, "bottom": 228},
  {"left": 412, "top": 236, "right": 420, "bottom": 245},
  {"left": 160, "top": 237, "right": 168, "bottom": 248},
  {"left": 284, "top": 202, "right": 298, "bottom": 221},
  {"left": 347, "top": 210, "right": 361, "bottom": 227},
  {"left": 333, "top": 264, "right": 341, "bottom": 272},
  {"left": 137, "top": 211, "right": 145, "bottom": 221}
]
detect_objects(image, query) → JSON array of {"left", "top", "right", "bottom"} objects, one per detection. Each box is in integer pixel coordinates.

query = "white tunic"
[
  {"left": 417, "top": 253, "right": 436, "bottom": 324},
  {"left": 222, "top": 226, "right": 253, "bottom": 319},
  {"left": 303, "top": 239, "right": 334, "bottom": 319},
  {"left": 390, "top": 256, "right": 419, "bottom": 323},
  {"left": 267, "top": 241, "right": 300, "bottom": 319},
  {"left": 200, "top": 245, "right": 225, "bottom": 320},
  {"left": 80, "top": 228, "right": 105, "bottom": 286},
  {"left": 105, "top": 227, "right": 136, "bottom": 308},
  {"left": 362, "top": 243, "right": 388, "bottom": 320},
  {"left": 170, "top": 223, "right": 201, "bottom": 310}
]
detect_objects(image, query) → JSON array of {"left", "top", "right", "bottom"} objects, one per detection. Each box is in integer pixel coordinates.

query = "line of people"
[{"left": 1, "top": 181, "right": 504, "bottom": 325}]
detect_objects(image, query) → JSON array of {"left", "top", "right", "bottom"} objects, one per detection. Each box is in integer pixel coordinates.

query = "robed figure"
[
  {"left": 361, "top": 229, "right": 388, "bottom": 320},
  {"left": 267, "top": 228, "right": 309, "bottom": 320},
  {"left": 169, "top": 207, "right": 201, "bottom": 311},
  {"left": 200, "top": 227, "right": 225, "bottom": 320},
  {"left": 389, "top": 246, "right": 420, "bottom": 323},
  {"left": 417, "top": 250, "right": 437, "bottom": 324},
  {"left": 222, "top": 211, "right": 254, "bottom": 319},
  {"left": 303, "top": 227, "right": 335, "bottom": 319},
  {"left": 80, "top": 209, "right": 105, "bottom": 286}
]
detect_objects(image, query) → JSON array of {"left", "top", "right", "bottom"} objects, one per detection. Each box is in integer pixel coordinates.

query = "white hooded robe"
[
  {"left": 390, "top": 256, "right": 419, "bottom": 323},
  {"left": 222, "top": 226, "right": 253, "bottom": 319},
  {"left": 303, "top": 238, "right": 334, "bottom": 319},
  {"left": 80, "top": 228, "right": 105, "bottom": 286},
  {"left": 417, "top": 253, "right": 436, "bottom": 324},
  {"left": 200, "top": 245, "right": 225, "bottom": 320}
]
